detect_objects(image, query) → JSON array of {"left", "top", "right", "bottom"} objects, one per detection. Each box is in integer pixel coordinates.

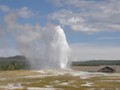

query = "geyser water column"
[
  {"left": 57, "top": 26, "right": 70, "bottom": 68},
  {"left": 56, "top": 26, "right": 70, "bottom": 68},
  {"left": 45, "top": 25, "right": 70, "bottom": 69}
]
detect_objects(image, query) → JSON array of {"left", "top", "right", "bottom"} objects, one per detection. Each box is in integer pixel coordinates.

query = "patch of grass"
[
  {"left": 14, "top": 88, "right": 27, "bottom": 90},
  {"left": 0, "top": 70, "right": 39, "bottom": 78},
  {"left": 0, "top": 70, "right": 120, "bottom": 90}
]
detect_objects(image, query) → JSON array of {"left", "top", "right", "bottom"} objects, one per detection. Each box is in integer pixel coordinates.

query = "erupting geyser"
[
  {"left": 27, "top": 25, "right": 70, "bottom": 69},
  {"left": 4, "top": 13, "right": 70, "bottom": 69},
  {"left": 46, "top": 26, "right": 70, "bottom": 69},
  {"left": 10, "top": 24, "right": 70, "bottom": 69}
]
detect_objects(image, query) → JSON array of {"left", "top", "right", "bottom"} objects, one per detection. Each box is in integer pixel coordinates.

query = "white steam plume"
[{"left": 4, "top": 13, "right": 70, "bottom": 69}]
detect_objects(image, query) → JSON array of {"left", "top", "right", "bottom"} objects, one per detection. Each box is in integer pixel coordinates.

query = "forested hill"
[
  {"left": 72, "top": 60, "right": 120, "bottom": 66},
  {"left": 0, "top": 56, "right": 30, "bottom": 70}
]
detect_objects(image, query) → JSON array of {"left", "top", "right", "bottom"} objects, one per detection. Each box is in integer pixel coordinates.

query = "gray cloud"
[
  {"left": 98, "top": 37, "right": 120, "bottom": 40},
  {"left": 0, "top": 5, "right": 10, "bottom": 12},
  {"left": 0, "top": 5, "right": 36, "bottom": 18},
  {"left": 70, "top": 43, "right": 120, "bottom": 61},
  {"left": 0, "top": 48, "right": 20, "bottom": 57},
  {"left": 17, "top": 7, "right": 35, "bottom": 18},
  {"left": 0, "top": 27, "right": 7, "bottom": 48},
  {"left": 49, "top": 0, "right": 120, "bottom": 34},
  {"left": 4, "top": 12, "right": 41, "bottom": 43}
]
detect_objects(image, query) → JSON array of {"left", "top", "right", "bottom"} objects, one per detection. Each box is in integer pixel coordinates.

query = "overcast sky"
[{"left": 0, "top": 0, "right": 120, "bottom": 60}]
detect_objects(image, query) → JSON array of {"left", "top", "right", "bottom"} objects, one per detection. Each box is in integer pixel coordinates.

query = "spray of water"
[
  {"left": 44, "top": 25, "right": 70, "bottom": 69},
  {"left": 4, "top": 13, "right": 70, "bottom": 69}
]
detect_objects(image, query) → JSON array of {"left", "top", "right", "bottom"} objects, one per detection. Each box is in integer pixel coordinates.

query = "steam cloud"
[{"left": 4, "top": 13, "right": 70, "bottom": 69}]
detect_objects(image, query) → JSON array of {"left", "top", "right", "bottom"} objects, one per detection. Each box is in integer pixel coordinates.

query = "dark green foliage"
[
  {"left": 72, "top": 60, "right": 120, "bottom": 66},
  {"left": 0, "top": 56, "right": 30, "bottom": 70}
]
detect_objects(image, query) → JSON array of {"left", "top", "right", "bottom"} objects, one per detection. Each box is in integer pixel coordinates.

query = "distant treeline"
[
  {"left": 72, "top": 60, "right": 120, "bottom": 66},
  {"left": 0, "top": 56, "right": 30, "bottom": 70}
]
